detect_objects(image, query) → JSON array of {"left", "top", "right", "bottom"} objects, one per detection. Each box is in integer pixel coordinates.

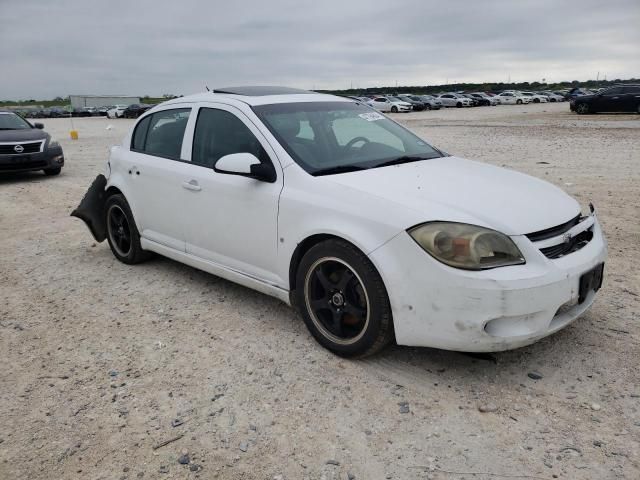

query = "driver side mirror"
[
  {"left": 34, "top": 123, "right": 44, "bottom": 129},
  {"left": 214, "top": 153, "right": 276, "bottom": 183}
]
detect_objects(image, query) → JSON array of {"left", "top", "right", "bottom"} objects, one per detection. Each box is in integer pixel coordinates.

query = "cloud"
[{"left": 1, "top": 0, "right": 638, "bottom": 99}]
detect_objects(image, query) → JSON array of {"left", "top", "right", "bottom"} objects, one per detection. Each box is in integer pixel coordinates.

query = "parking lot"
[{"left": 1, "top": 102, "right": 638, "bottom": 479}]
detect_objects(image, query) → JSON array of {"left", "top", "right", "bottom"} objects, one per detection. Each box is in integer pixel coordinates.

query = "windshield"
[
  {"left": 253, "top": 101, "right": 444, "bottom": 175},
  {"left": 0, "top": 112, "right": 32, "bottom": 130}
]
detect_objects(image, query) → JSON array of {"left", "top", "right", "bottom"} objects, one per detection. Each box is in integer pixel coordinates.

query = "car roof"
[{"left": 159, "top": 86, "right": 350, "bottom": 107}]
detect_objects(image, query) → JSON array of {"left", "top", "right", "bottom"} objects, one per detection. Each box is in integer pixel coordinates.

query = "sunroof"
[{"left": 213, "top": 86, "right": 313, "bottom": 96}]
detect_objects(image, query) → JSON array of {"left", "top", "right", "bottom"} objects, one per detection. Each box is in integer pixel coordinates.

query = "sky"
[{"left": 1, "top": 0, "right": 638, "bottom": 99}]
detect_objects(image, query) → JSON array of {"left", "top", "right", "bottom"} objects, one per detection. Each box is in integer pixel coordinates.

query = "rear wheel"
[
  {"left": 105, "top": 194, "right": 151, "bottom": 264},
  {"left": 576, "top": 103, "right": 590, "bottom": 114},
  {"left": 295, "top": 239, "right": 394, "bottom": 357}
]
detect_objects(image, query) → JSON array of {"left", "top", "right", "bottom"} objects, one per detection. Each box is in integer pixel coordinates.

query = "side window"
[
  {"left": 132, "top": 116, "right": 150, "bottom": 151},
  {"left": 145, "top": 109, "right": 191, "bottom": 159},
  {"left": 603, "top": 87, "right": 622, "bottom": 95},
  {"left": 192, "top": 108, "right": 269, "bottom": 169},
  {"left": 131, "top": 108, "right": 190, "bottom": 159}
]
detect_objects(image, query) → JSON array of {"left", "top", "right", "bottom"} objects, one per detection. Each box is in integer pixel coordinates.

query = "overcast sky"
[{"left": 1, "top": 0, "right": 638, "bottom": 99}]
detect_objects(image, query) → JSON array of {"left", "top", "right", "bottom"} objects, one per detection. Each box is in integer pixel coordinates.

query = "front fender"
[{"left": 70, "top": 174, "right": 107, "bottom": 242}]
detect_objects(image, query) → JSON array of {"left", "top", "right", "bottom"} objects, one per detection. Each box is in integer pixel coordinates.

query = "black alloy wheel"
[
  {"left": 575, "top": 103, "right": 590, "bottom": 114},
  {"left": 105, "top": 194, "right": 151, "bottom": 264},
  {"left": 296, "top": 239, "right": 393, "bottom": 357}
]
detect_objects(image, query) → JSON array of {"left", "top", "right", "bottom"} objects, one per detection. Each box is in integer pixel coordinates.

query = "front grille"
[
  {"left": 0, "top": 141, "right": 43, "bottom": 155},
  {"left": 0, "top": 160, "right": 47, "bottom": 170},
  {"left": 539, "top": 228, "right": 593, "bottom": 259},
  {"left": 525, "top": 214, "right": 581, "bottom": 242}
]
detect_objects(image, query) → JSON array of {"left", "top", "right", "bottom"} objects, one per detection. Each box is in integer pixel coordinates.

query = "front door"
[
  {"left": 180, "top": 105, "right": 284, "bottom": 286},
  {"left": 593, "top": 87, "right": 624, "bottom": 112}
]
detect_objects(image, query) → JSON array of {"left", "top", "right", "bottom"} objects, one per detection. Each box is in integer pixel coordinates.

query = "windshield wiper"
[
  {"left": 313, "top": 165, "right": 369, "bottom": 176},
  {"left": 373, "top": 155, "right": 432, "bottom": 169}
]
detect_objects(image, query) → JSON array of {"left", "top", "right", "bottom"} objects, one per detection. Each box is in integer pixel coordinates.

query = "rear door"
[
  {"left": 180, "top": 104, "right": 284, "bottom": 285},
  {"left": 126, "top": 106, "right": 194, "bottom": 251}
]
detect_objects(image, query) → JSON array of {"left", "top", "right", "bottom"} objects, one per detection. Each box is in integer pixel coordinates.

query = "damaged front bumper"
[
  {"left": 368, "top": 216, "right": 607, "bottom": 352},
  {"left": 70, "top": 174, "right": 108, "bottom": 242}
]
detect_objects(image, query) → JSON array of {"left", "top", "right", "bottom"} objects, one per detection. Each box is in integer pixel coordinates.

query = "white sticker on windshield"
[{"left": 359, "top": 112, "right": 384, "bottom": 122}]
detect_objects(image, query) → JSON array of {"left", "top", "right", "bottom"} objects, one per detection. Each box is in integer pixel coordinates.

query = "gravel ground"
[{"left": 1, "top": 102, "right": 639, "bottom": 480}]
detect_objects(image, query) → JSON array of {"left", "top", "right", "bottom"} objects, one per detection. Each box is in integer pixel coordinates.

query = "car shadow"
[
  {"left": 97, "top": 248, "right": 591, "bottom": 388},
  {"left": 0, "top": 171, "right": 57, "bottom": 184}
]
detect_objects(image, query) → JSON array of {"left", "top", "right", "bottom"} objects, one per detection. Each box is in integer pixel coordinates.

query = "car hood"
[
  {"left": 325, "top": 156, "right": 581, "bottom": 235},
  {"left": 0, "top": 128, "right": 48, "bottom": 142}
]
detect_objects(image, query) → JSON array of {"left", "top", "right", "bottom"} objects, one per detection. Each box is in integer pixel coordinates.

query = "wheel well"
[
  {"left": 106, "top": 186, "right": 123, "bottom": 198},
  {"left": 287, "top": 232, "right": 383, "bottom": 296}
]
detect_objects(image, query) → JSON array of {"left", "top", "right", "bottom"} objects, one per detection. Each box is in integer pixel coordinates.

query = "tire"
[
  {"left": 533, "top": 98, "right": 540, "bottom": 103},
  {"left": 456, "top": 102, "right": 462, "bottom": 108},
  {"left": 516, "top": 99, "right": 523, "bottom": 105},
  {"left": 295, "top": 239, "right": 394, "bottom": 358},
  {"left": 105, "top": 194, "right": 151, "bottom": 264},
  {"left": 575, "top": 103, "right": 590, "bottom": 115},
  {"left": 391, "top": 106, "right": 398, "bottom": 113},
  {"left": 43, "top": 167, "right": 61, "bottom": 176},
  {"left": 425, "top": 104, "right": 431, "bottom": 110}
]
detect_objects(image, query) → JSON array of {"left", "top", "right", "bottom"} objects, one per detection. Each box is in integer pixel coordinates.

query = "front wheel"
[
  {"left": 575, "top": 103, "right": 590, "bottom": 114},
  {"left": 516, "top": 99, "right": 523, "bottom": 105},
  {"left": 295, "top": 239, "right": 394, "bottom": 358},
  {"left": 390, "top": 106, "right": 398, "bottom": 113},
  {"left": 456, "top": 102, "right": 462, "bottom": 108},
  {"left": 105, "top": 194, "right": 151, "bottom": 264}
]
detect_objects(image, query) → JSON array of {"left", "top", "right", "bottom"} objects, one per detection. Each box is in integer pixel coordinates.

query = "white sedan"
[
  {"left": 72, "top": 86, "right": 607, "bottom": 357},
  {"left": 436, "top": 93, "right": 472, "bottom": 107},
  {"left": 521, "top": 92, "right": 549, "bottom": 103},
  {"left": 366, "top": 96, "right": 411, "bottom": 113},
  {"left": 495, "top": 92, "right": 531, "bottom": 105},
  {"left": 107, "top": 105, "right": 129, "bottom": 118}
]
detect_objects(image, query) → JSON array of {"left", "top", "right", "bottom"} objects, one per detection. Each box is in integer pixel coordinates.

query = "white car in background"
[
  {"left": 541, "top": 92, "right": 565, "bottom": 102},
  {"left": 107, "top": 105, "right": 129, "bottom": 118},
  {"left": 437, "top": 93, "right": 472, "bottom": 108},
  {"left": 367, "top": 96, "right": 411, "bottom": 113},
  {"left": 495, "top": 92, "right": 531, "bottom": 105},
  {"left": 521, "top": 92, "right": 549, "bottom": 103},
  {"left": 72, "top": 86, "right": 607, "bottom": 357}
]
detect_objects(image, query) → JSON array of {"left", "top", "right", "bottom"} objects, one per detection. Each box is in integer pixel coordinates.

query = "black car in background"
[
  {"left": 466, "top": 93, "right": 492, "bottom": 106},
  {"left": 0, "top": 111, "right": 64, "bottom": 175},
  {"left": 396, "top": 95, "right": 426, "bottom": 111},
  {"left": 571, "top": 84, "right": 640, "bottom": 114},
  {"left": 123, "top": 104, "right": 152, "bottom": 118}
]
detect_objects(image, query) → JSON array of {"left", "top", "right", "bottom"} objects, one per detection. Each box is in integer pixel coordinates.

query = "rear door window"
[{"left": 131, "top": 108, "right": 191, "bottom": 159}]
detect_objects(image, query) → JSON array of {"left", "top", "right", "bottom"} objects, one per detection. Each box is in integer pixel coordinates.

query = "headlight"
[
  {"left": 48, "top": 138, "right": 60, "bottom": 148},
  {"left": 408, "top": 222, "right": 525, "bottom": 270}
]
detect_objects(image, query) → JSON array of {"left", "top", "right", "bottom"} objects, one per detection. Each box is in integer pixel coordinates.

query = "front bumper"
[
  {"left": 368, "top": 216, "right": 607, "bottom": 352},
  {"left": 0, "top": 147, "right": 64, "bottom": 173}
]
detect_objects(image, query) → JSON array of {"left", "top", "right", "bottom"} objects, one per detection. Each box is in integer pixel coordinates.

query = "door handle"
[
  {"left": 182, "top": 180, "right": 201, "bottom": 191},
  {"left": 612, "top": 96, "right": 619, "bottom": 100}
]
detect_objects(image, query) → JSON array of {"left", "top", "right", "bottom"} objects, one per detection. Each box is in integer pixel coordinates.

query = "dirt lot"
[{"left": 1, "top": 102, "right": 639, "bottom": 480}]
